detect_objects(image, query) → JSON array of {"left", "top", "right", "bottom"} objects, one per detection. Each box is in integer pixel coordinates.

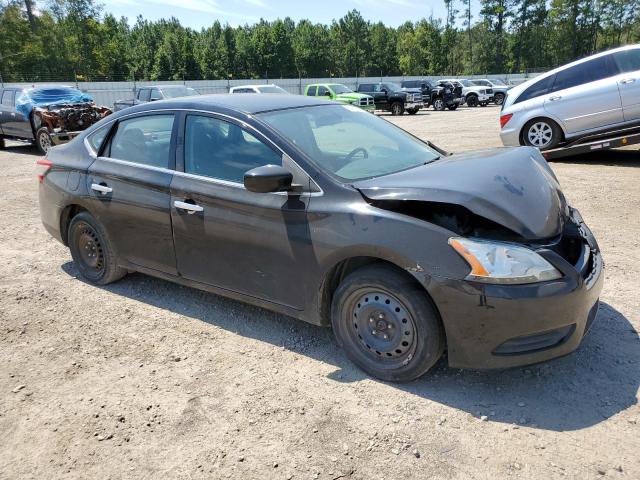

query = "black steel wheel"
[
  {"left": 466, "top": 95, "right": 479, "bottom": 107},
  {"left": 68, "top": 212, "right": 126, "bottom": 285},
  {"left": 390, "top": 101, "right": 404, "bottom": 116},
  {"left": 331, "top": 265, "right": 444, "bottom": 382},
  {"left": 35, "top": 127, "right": 53, "bottom": 154}
]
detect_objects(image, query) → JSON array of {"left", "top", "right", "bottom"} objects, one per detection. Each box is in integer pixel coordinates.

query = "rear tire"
[
  {"left": 35, "top": 127, "right": 53, "bottom": 154},
  {"left": 494, "top": 93, "right": 505, "bottom": 105},
  {"left": 68, "top": 212, "right": 126, "bottom": 285},
  {"left": 522, "top": 118, "right": 562, "bottom": 150},
  {"left": 331, "top": 265, "right": 445, "bottom": 382},
  {"left": 466, "top": 94, "right": 479, "bottom": 107},
  {"left": 432, "top": 97, "right": 445, "bottom": 111},
  {"left": 390, "top": 101, "right": 404, "bottom": 116}
]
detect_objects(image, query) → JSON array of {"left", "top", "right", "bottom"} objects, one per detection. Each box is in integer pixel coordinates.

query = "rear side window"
[
  {"left": 358, "top": 84, "right": 373, "bottom": 91},
  {"left": 137, "top": 89, "right": 151, "bottom": 102},
  {"left": 612, "top": 49, "right": 640, "bottom": 74},
  {"left": 1, "top": 90, "right": 15, "bottom": 107},
  {"left": 150, "top": 89, "right": 162, "bottom": 101},
  {"left": 87, "top": 125, "right": 111, "bottom": 154},
  {"left": 551, "top": 55, "right": 616, "bottom": 92},
  {"left": 514, "top": 75, "right": 556, "bottom": 104},
  {"left": 108, "top": 114, "right": 175, "bottom": 168},
  {"left": 184, "top": 115, "right": 281, "bottom": 184},
  {"left": 306, "top": 86, "right": 318, "bottom": 96},
  {"left": 317, "top": 86, "right": 329, "bottom": 96}
]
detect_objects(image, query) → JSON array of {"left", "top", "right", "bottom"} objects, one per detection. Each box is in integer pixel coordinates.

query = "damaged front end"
[{"left": 33, "top": 102, "right": 112, "bottom": 145}]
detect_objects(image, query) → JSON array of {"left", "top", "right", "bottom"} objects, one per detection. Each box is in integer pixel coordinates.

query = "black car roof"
[{"left": 125, "top": 93, "right": 334, "bottom": 115}]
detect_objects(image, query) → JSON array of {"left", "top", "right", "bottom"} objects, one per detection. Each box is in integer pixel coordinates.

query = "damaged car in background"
[
  {"left": 0, "top": 85, "right": 111, "bottom": 153},
  {"left": 38, "top": 95, "right": 603, "bottom": 382}
]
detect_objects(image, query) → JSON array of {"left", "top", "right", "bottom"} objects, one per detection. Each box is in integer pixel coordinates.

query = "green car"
[{"left": 304, "top": 83, "right": 375, "bottom": 112}]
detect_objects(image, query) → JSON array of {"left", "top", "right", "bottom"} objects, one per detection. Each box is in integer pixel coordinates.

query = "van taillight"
[
  {"left": 36, "top": 158, "right": 53, "bottom": 183},
  {"left": 500, "top": 113, "right": 513, "bottom": 129}
]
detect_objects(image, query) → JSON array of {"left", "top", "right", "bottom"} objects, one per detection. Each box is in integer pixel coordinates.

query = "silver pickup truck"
[{"left": 113, "top": 85, "right": 199, "bottom": 111}]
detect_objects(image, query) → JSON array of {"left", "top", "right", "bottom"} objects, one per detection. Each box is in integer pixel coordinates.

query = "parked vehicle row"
[{"left": 113, "top": 85, "right": 199, "bottom": 111}]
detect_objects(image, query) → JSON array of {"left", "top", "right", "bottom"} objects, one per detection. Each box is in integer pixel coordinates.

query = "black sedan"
[{"left": 38, "top": 95, "right": 603, "bottom": 382}]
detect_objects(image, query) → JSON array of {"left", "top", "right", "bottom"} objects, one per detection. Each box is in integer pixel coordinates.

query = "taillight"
[
  {"left": 36, "top": 158, "right": 53, "bottom": 183},
  {"left": 500, "top": 113, "right": 513, "bottom": 129}
]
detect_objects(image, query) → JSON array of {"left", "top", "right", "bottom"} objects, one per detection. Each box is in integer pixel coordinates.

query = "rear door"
[
  {"left": 86, "top": 112, "right": 178, "bottom": 275},
  {"left": 543, "top": 54, "right": 623, "bottom": 134},
  {"left": 170, "top": 113, "right": 311, "bottom": 309},
  {"left": 0, "top": 89, "right": 26, "bottom": 138},
  {"left": 611, "top": 48, "right": 640, "bottom": 122}
]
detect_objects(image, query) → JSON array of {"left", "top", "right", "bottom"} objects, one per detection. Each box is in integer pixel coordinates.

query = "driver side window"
[{"left": 184, "top": 115, "right": 282, "bottom": 184}]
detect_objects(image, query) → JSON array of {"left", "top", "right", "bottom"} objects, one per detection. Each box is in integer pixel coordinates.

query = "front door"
[
  {"left": 170, "top": 113, "right": 311, "bottom": 309},
  {"left": 86, "top": 112, "right": 178, "bottom": 275}
]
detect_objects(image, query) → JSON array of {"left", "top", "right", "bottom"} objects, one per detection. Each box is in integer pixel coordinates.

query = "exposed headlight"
[{"left": 448, "top": 237, "right": 562, "bottom": 284}]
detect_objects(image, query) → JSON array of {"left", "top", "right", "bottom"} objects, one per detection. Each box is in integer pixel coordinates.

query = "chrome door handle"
[
  {"left": 174, "top": 200, "right": 203, "bottom": 214},
  {"left": 91, "top": 183, "right": 112, "bottom": 194},
  {"left": 549, "top": 95, "right": 562, "bottom": 101},
  {"left": 620, "top": 78, "right": 635, "bottom": 84}
]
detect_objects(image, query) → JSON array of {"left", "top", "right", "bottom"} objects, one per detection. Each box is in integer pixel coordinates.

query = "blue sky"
[{"left": 104, "top": 0, "right": 482, "bottom": 29}]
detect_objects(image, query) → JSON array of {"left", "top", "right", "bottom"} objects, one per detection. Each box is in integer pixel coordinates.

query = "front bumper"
[
  {"left": 426, "top": 211, "right": 604, "bottom": 369},
  {"left": 405, "top": 101, "right": 421, "bottom": 110}
]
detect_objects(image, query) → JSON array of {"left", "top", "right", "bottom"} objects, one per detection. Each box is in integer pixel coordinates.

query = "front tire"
[
  {"left": 35, "top": 127, "right": 53, "bottom": 154},
  {"left": 331, "top": 265, "right": 445, "bottom": 382},
  {"left": 390, "top": 101, "right": 404, "bottom": 116},
  {"left": 522, "top": 118, "right": 562, "bottom": 150},
  {"left": 432, "top": 97, "right": 445, "bottom": 111},
  {"left": 494, "top": 93, "right": 505, "bottom": 105},
  {"left": 68, "top": 212, "right": 126, "bottom": 285},
  {"left": 466, "top": 94, "right": 479, "bottom": 107}
]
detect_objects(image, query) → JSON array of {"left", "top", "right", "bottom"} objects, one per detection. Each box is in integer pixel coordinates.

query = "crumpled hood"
[{"left": 354, "top": 147, "right": 567, "bottom": 240}]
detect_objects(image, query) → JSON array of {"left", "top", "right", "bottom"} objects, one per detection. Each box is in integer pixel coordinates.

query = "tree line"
[{"left": 0, "top": 0, "right": 639, "bottom": 83}]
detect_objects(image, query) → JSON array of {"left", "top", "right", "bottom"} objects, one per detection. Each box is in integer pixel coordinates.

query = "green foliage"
[{"left": 0, "top": 0, "right": 639, "bottom": 82}]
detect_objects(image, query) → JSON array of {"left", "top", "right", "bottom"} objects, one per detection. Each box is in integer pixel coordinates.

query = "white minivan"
[{"left": 500, "top": 44, "right": 640, "bottom": 150}]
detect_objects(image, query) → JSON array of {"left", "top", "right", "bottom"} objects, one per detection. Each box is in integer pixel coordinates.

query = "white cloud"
[{"left": 106, "top": 0, "right": 259, "bottom": 20}]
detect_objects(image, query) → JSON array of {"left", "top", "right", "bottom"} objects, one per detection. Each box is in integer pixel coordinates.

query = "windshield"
[
  {"left": 385, "top": 82, "right": 402, "bottom": 91},
  {"left": 162, "top": 87, "right": 198, "bottom": 98},
  {"left": 257, "top": 85, "right": 288, "bottom": 94},
  {"left": 491, "top": 79, "right": 507, "bottom": 86},
  {"left": 259, "top": 105, "right": 439, "bottom": 181},
  {"left": 460, "top": 80, "right": 473, "bottom": 87},
  {"left": 330, "top": 84, "right": 352, "bottom": 94}
]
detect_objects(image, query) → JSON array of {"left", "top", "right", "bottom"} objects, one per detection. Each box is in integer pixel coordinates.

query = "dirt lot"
[{"left": 1, "top": 105, "right": 639, "bottom": 480}]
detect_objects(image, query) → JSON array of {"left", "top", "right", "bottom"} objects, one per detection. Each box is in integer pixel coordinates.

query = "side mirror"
[{"left": 244, "top": 165, "right": 293, "bottom": 193}]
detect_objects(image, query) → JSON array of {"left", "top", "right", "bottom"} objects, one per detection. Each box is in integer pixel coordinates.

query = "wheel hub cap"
[
  {"left": 78, "top": 227, "right": 104, "bottom": 271},
  {"left": 351, "top": 292, "right": 416, "bottom": 359},
  {"left": 528, "top": 122, "right": 553, "bottom": 147}
]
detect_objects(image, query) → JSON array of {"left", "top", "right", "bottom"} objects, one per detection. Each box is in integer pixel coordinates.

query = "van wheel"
[
  {"left": 432, "top": 98, "right": 445, "bottom": 111},
  {"left": 390, "top": 102, "right": 404, "bottom": 116},
  {"left": 522, "top": 118, "right": 562, "bottom": 150},
  {"left": 35, "top": 127, "right": 53, "bottom": 154},
  {"left": 331, "top": 265, "right": 444, "bottom": 382},
  {"left": 68, "top": 212, "right": 126, "bottom": 285},
  {"left": 466, "top": 95, "right": 479, "bottom": 107}
]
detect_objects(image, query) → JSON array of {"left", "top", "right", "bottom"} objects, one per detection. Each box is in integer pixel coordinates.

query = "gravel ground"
[{"left": 1, "top": 105, "right": 639, "bottom": 480}]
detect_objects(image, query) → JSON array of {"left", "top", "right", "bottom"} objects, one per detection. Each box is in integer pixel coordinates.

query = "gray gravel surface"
[{"left": 1, "top": 106, "right": 638, "bottom": 479}]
